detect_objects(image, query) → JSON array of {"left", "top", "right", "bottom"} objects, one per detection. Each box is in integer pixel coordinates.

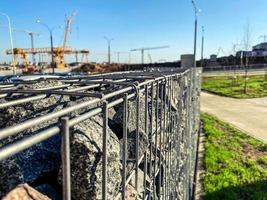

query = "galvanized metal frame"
[{"left": 0, "top": 68, "right": 201, "bottom": 200}]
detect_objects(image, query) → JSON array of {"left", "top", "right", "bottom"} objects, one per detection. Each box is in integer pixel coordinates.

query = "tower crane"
[
  {"left": 6, "top": 12, "right": 89, "bottom": 73},
  {"left": 13, "top": 29, "right": 39, "bottom": 64},
  {"left": 131, "top": 45, "right": 169, "bottom": 64},
  {"left": 55, "top": 11, "right": 77, "bottom": 68},
  {"left": 147, "top": 53, "right": 152, "bottom": 63},
  {"left": 62, "top": 11, "right": 76, "bottom": 52},
  {"left": 217, "top": 47, "right": 227, "bottom": 57}
]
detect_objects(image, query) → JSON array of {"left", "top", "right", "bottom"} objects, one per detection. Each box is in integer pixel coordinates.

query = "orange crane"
[
  {"left": 55, "top": 11, "right": 77, "bottom": 68},
  {"left": 6, "top": 12, "right": 89, "bottom": 73}
]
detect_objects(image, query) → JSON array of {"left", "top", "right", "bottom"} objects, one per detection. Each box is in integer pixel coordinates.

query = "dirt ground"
[{"left": 201, "top": 92, "right": 267, "bottom": 143}]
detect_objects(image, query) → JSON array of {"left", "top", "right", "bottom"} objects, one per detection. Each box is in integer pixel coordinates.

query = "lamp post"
[
  {"left": 104, "top": 36, "right": 114, "bottom": 64},
  {"left": 201, "top": 26, "right": 204, "bottom": 67},
  {"left": 0, "top": 12, "right": 16, "bottom": 75},
  {"left": 191, "top": 0, "right": 201, "bottom": 68},
  {"left": 36, "top": 20, "right": 56, "bottom": 74}
]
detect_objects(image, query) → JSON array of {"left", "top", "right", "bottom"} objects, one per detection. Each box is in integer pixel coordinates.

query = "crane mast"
[{"left": 63, "top": 11, "right": 76, "bottom": 51}]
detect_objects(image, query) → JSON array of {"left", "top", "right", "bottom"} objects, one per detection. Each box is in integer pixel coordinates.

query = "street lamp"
[
  {"left": 36, "top": 20, "right": 57, "bottom": 73},
  {"left": 191, "top": 0, "right": 201, "bottom": 68},
  {"left": 0, "top": 12, "right": 16, "bottom": 75},
  {"left": 201, "top": 26, "right": 204, "bottom": 67},
  {"left": 104, "top": 36, "right": 114, "bottom": 64}
]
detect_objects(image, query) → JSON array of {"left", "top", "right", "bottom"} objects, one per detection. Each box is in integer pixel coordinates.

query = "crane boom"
[
  {"left": 63, "top": 11, "right": 77, "bottom": 51},
  {"left": 131, "top": 45, "right": 169, "bottom": 51},
  {"left": 131, "top": 45, "right": 169, "bottom": 64}
]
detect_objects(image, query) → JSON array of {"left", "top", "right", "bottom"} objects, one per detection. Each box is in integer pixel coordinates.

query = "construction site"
[{"left": 0, "top": 12, "right": 204, "bottom": 199}]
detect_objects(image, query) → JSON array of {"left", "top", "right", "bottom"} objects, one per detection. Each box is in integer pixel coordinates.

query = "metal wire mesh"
[{"left": 0, "top": 68, "right": 201, "bottom": 200}]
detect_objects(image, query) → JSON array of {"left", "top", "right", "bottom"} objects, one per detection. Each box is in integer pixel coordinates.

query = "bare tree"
[{"left": 242, "top": 21, "right": 252, "bottom": 94}]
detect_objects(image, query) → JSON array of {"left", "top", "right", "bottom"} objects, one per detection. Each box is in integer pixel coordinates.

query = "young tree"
[{"left": 242, "top": 21, "right": 252, "bottom": 94}]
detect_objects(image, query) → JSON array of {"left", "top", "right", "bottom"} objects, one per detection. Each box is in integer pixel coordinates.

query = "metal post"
[
  {"left": 135, "top": 89, "right": 140, "bottom": 192},
  {"left": 167, "top": 77, "right": 171, "bottom": 199},
  {"left": 153, "top": 81, "right": 159, "bottom": 199},
  {"left": 104, "top": 36, "right": 113, "bottom": 64},
  {"left": 163, "top": 78, "right": 168, "bottom": 200},
  {"left": 102, "top": 101, "right": 108, "bottom": 200},
  {"left": 50, "top": 31, "right": 55, "bottom": 74},
  {"left": 192, "top": 0, "right": 200, "bottom": 68},
  {"left": 143, "top": 85, "right": 149, "bottom": 200},
  {"left": 158, "top": 82, "right": 164, "bottom": 199},
  {"left": 141, "top": 49, "right": 144, "bottom": 64},
  {"left": 193, "top": 17, "right": 197, "bottom": 68},
  {"left": 0, "top": 12, "right": 16, "bottom": 75},
  {"left": 201, "top": 26, "right": 204, "bottom": 68},
  {"left": 29, "top": 33, "right": 36, "bottom": 65},
  {"left": 108, "top": 42, "right": 111, "bottom": 64},
  {"left": 122, "top": 94, "right": 128, "bottom": 199},
  {"left": 148, "top": 83, "right": 154, "bottom": 199},
  {"left": 61, "top": 117, "right": 71, "bottom": 200}
]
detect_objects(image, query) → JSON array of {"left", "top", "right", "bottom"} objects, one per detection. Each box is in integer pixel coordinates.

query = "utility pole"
[
  {"left": 36, "top": 20, "right": 58, "bottom": 74},
  {"left": 191, "top": 0, "right": 201, "bottom": 68},
  {"left": 104, "top": 36, "right": 114, "bottom": 64},
  {"left": 201, "top": 26, "right": 204, "bottom": 67}
]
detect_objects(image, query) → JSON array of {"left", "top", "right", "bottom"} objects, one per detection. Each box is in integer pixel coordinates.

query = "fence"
[{"left": 0, "top": 68, "right": 201, "bottom": 200}]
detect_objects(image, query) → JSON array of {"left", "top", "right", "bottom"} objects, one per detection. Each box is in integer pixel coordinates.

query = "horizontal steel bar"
[
  {"left": 0, "top": 89, "right": 103, "bottom": 98},
  {"left": 0, "top": 87, "right": 144, "bottom": 160}
]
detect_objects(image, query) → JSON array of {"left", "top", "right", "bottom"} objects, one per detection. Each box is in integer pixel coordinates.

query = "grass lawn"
[
  {"left": 202, "top": 75, "right": 267, "bottom": 98},
  {"left": 201, "top": 113, "right": 267, "bottom": 200}
]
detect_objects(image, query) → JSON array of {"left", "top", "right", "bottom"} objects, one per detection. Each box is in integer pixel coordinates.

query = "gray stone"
[
  {"left": 0, "top": 80, "right": 66, "bottom": 197},
  {"left": 60, "top": 114, "right": 121, "bottom": 200}
]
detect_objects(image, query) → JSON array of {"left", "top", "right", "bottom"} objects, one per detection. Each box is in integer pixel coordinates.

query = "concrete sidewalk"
[{"left": 201, "top": 92, "right": 267, "bottom": 143}]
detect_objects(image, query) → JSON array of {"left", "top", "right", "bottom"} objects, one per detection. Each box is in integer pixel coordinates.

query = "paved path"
[{"left": 201, "top": 92, "right": 267, "bottom": 143}]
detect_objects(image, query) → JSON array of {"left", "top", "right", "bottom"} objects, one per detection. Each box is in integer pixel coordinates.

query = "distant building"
[
  {"left": 236, "top": 51, "right": 252, "bottom": 57},
  {"left": 181, "top": 54, "right": 194, "bottom": 68},
  {"left": 252, "top": 42, "right": 267, "bottom": 57},
  {"left": 210, "top": 54, "right": 217, "bottom": 62}
]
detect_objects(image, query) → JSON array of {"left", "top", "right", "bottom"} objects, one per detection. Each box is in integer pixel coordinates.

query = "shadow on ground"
[{"left": 204, "top": 180, "right": 267, "bottom": 200}]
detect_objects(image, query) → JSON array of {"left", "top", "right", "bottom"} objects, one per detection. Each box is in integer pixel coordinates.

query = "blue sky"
[{"left": 1, "top": 0, "right": 267, "bottom": 63}]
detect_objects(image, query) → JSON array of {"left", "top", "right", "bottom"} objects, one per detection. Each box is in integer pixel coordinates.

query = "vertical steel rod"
[
  {"left": 143, "top": 85, "right": 149, "bottom": 200},
  {"left": 158, "top": 82, "right": 164, "bottom": 199},
  {"left": 61, "top": 117, "right": 71, "bottom": 200},
  {"left": 135, "top": 89, "right": 140, "bottom": 192},
  {"left": 122, "top": 94, "right": 128, "bottom": 199},
  {"left": 102, "top": 101, "right": 108, "bottom": 200},
  {"left": 148, "top": 83, "right": 154, "bottom": 199},
  {"left": 153, "top": 81, "right": 159, "bottom": 199}
]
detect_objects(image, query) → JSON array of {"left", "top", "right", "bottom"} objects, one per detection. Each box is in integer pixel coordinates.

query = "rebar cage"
[{"left": 0, "top": 68, "right": 201, "bottom": 200}]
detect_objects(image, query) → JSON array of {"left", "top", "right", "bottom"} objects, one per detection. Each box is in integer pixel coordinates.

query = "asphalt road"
[{"left": 201, "top": 92, "right": 267, "bottom": 143}]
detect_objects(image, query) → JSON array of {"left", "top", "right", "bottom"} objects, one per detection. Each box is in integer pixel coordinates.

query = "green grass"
[
  {"left": 202, "top": 75, "right": 267, "bottom": 98},
  {"left": 201, "top": 113, "right": 267, "bottom": 200}
]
